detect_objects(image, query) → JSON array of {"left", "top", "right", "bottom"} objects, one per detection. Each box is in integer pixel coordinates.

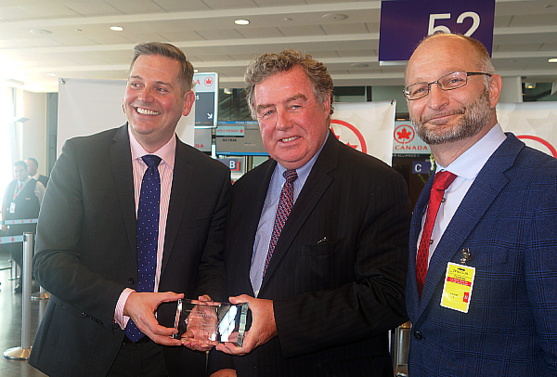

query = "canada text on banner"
[
  {"left": 331, "top": 101, "right": 396, "bottom": 166},
  {"left": 497, "top": 102, "right": 557, "bottom": 158}
]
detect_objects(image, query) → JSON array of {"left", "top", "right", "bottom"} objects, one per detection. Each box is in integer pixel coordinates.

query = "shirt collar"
[
  {"left": 128, "top": 125, "right": 176, "bottom": 169},
  {"left": 437, "top": 124, "right": 506, "bottom": 180}
]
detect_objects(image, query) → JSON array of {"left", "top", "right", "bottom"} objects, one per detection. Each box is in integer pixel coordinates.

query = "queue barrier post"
[{"left": 3, "top": 232, "right": 34, "bottom": 360}]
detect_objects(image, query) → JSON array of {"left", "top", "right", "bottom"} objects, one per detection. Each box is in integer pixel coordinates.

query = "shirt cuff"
[{"left": 114, "top": 288, "right": 134, "bottom": 330}]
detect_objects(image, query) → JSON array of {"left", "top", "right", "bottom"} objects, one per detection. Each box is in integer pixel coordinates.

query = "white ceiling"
[{"left": 0, "top": 0, "right": 556, "bottom": 93}]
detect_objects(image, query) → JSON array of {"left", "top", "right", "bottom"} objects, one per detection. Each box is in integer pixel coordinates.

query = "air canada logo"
[
  {"left": 204, "top": 77, "right": 213, "bottom": 86},
  {"left": 394, "top": 124, "right": 415, "bottom": 144},
  {"left": 330, "top": 119, "right": 367, "bottom": 154},
  {"left": 517, "top": 135, "right": 557, "bottom": 158}
]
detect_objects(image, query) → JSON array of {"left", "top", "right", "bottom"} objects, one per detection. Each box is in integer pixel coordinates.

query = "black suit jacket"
[
  {"left": 29, "top": 125, "right": 230, "bottom": 377},
  {"left": 211, "top": 134, "right": 411, "bottom": 376}
]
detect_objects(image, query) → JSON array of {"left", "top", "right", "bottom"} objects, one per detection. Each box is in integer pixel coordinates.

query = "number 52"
[{"left": 428, "top": 12, "right": 480, "bottom": 36}]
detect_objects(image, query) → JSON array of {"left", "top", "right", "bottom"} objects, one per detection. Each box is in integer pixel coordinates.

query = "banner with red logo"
[
  {"left": 393, "top": 121, "right": 430, "bottom": 155},
  {"left": 331, "top": 101, "right": 396, "bottom": 165},
  {"left": 497, "top": 102, "right": 557, "bottom": 158}
]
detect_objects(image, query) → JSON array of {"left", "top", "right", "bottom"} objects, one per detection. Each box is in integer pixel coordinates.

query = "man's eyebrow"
[
  {"left": 256, "top": 93, "right": 308, "bottom": 112},
  {"left": 285, "top": 93, "right": 307, "bottom": 102},
  {"left": 128, "top": 75, "right": 173, "bottom": 88}
]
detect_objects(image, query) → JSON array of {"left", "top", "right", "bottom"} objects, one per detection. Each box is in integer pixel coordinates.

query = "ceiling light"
[
  {"left": 322, "top": 13, "right": 348, "bottom": 21},
  {"left": 110, "top": 26, "right": 124, "bottom": 32},
  {"left": 525, "top": 82, "right": 536, "bottom": 89},
  {"left": 350, "top": 63, "right": 369, "bottom": 68},
  {"left": 30, "top": 29, "right": 52, "bottom": 35},
  {"left": 235, "top": 19, "right": 250, "bottom": 25},
  {"left": 549, "top": 58, "right": 557, "bottom": 63}
]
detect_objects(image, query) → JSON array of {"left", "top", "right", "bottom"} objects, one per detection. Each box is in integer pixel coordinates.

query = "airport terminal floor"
[{"left": 0, "top": 248, "right": 46, "bottom": 377}]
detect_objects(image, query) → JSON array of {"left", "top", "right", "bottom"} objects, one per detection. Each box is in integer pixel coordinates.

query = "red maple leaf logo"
[
  {"left": 397, "top": 127, "right": 412, "bottom": 141},
  {"left": 204, "top": 77, "right": 213, "bottom": 86}
]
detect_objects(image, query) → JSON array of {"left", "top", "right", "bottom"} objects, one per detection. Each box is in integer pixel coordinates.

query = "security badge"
[
  {"left": 441, "top": 248, "right": 475, "bottom": 313},
  {"left": 9, "top": 202, "right": 16, "bottom": 214}
]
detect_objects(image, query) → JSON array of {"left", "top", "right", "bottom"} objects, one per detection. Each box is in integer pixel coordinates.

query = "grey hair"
[{"left": 244, "top": 49, "right": 334, "bottom": 119}]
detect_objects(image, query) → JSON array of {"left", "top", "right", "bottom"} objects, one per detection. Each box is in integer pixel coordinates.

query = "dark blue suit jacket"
[{"left": 407, "top": 133, "right": 557, "bottom": 376}]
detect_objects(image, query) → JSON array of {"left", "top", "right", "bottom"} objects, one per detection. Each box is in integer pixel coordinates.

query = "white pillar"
[{"left": 499, "top": 76, "right": 523, "bottom": 103}]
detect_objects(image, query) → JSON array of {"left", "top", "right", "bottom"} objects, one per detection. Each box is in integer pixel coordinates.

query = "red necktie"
[
  {"left": 263, "top": 169, "right": 298, "bottom": 276},
  {"left": 416, "top": 171, "right": 456, "bottom": 296}
]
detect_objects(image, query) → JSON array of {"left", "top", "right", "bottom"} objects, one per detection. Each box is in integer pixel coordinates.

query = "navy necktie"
[
  {"left": 263, "top": 169, "right": 298, "bottom": 276},
  {"left": 126, "top": 154, "right": 161, "bottom": 342}
]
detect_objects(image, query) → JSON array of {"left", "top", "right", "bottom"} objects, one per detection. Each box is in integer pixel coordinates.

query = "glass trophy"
[{"left": 173, "top": 299, "right": 249, "bottom": 346}]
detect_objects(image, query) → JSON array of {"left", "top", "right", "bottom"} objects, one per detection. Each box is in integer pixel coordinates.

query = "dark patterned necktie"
[
  {"left": 416, "top": 171, "right": 456, "bottom": 297},
  {"left": 263, "top": 169, "right": 298, "bottom": 276},
  {"left": 126, "top": 154, "right": 161, "bottom": 342}
]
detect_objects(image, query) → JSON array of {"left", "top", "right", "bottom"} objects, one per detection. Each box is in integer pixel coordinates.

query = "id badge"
[
  {"left": 441, "top": 262, "right": 475, "bottom": 313},
  {"left": 9, "top": 202, "right": 16, "bottom": 214}
]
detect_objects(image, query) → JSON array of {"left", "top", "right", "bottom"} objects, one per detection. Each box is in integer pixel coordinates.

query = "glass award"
[{"left": 173, "top": 299, "right": 249, "bottom": 346}]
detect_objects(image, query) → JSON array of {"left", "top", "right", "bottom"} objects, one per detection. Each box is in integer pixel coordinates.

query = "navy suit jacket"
[
  {"left": 407, "top": 133, "right": 557, "bottom": 376},
  {"left": 210, "top": 133, "right": 411, "bottom": 377},
  {"left": 29, "top": 125, "right": 230, "bottom": 377}
]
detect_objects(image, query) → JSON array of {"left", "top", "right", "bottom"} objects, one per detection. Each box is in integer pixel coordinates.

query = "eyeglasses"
[{"left": 403, "top": 71, "right": 492, "bottom": 100}]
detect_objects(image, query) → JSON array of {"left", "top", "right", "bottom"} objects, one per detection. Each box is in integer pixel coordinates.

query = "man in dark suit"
[
  {"left": 208, "top": 50, "right": 411, "bottom": 376},
  {"left": 25, "top": 157, "right": 49, "bottom": 187},
  {"left": 29, "top": 42, "right": 231, "bottom": 377},
  {"left": 404, "top": 33, "right": 557, "bottom": 376}
]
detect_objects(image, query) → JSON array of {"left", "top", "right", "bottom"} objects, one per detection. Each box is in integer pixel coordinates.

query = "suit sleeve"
[
  {"left": 526, "top": 174, "right": 557, "bottom": 370},
  {"left": 33, "top": 139, "right": 125, "bottom": 331},
  {"left": 273, "top": 168, "right": 411, "bottom": 358},
  {"left": 192, "top": 161, "right": 231, "bottom": 302}
]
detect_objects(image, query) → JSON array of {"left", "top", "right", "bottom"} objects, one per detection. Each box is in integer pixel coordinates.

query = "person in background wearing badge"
[
  {"left": 404, "top": 32, "right": 557, "bottom": 376},
  {"left": 1, "top": 160, "right": 45, "bottom": 293}
]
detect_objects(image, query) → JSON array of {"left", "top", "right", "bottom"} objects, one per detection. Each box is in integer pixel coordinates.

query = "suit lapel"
[
  {"left": 161, "top": 138, "right": 192, "bottom": 272},
  {"left": 408, "top": 175, "right": 434, "bottom": 314},
  {"left": 260, "top": 134, "right": 337, "bottom": 291},
  {"left": 234, "top": 161, "right": 276, "bottom": 295},
  {"left": 110, "top": 125, "right": 136, "bottom": 255},
  {"left": 416, "top": 135, "right": 523, "bottom": 316}
]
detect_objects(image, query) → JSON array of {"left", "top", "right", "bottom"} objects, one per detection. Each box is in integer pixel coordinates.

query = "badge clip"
[{"left": 460, "top": 248, "right": 472, "bottom": 265}]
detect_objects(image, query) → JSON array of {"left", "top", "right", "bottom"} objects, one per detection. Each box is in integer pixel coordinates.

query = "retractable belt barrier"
[{"left": 3, "top": 232, "right": 34, "bottom": 360}]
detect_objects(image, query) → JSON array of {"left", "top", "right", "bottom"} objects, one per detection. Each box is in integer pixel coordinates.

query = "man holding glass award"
[{"left": 196, "top": 50, "right": 412, "bottom": 377}]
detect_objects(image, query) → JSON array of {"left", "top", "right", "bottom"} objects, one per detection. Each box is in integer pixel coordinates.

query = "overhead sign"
[
  {"left": 193, "top": 73, "right": 218, "bottom": 127},
  {"left": 379, "top": 0, "right": 495, "bottom": 61}
]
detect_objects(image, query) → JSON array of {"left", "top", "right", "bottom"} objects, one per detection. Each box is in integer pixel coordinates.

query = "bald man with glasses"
[{"left": 404, "top": 33, "right": 557, "bottom": 376}]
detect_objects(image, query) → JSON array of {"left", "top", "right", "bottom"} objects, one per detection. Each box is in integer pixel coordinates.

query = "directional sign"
[{"left": 193, "top": 73, "right": 218, "bottom": 127}]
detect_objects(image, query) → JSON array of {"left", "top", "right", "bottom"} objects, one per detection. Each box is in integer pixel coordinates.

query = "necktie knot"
[
  {"left": 142, "top": 155, "right": 161, "bottom": 168},
  {"left": 283, "top": 169, "right": 298, "bottom": 183},
  {"left": 433, "top": 171, "right": 456, "bottom": 191}
]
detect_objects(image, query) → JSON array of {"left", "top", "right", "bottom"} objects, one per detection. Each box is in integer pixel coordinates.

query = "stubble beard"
[{"left": 411, "top": 88, "right": 492, "bottom": 145}]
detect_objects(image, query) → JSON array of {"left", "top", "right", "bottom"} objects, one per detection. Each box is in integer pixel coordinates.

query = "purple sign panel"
[{"left": 379, "top": 0, "right": 495, "bottom": 61}]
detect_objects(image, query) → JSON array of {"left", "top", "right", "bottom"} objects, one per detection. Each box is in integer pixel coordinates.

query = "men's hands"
[
  {"left": 181, "top": 295, "right": 220, "bottom": 352},
  {"left": 123, "top": 291, "right": 184, "bottom": 346},
  {"left": 216, "top": 294, "right": 277, "bottom": 356}
]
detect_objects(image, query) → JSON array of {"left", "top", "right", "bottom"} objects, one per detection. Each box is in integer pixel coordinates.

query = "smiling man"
[
  {"left": 404, "top": 33, "right": 557, "bottom": 376},
  {"left": 207, "top": 49, "right": 411, "bottom": 377},
  {"left": 29, "top": 42, "right": 231, "bottom": 377}
]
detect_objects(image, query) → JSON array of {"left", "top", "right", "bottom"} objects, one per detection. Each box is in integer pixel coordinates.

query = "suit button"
[
  {"left": 128, "top": 278, "right": 135, "bottom": 285},
  {"left": 414, "top": 331, "right": 424, "bottom": 340}
]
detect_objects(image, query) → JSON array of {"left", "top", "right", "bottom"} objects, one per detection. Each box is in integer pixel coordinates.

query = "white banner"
[
  {"left": 57, "top": 78, "right": 195, "bottom": 156},
  {"left": 332, "top": 101, "right": 395, "bottom": 165},
  {"left": 497, "top": 101, "right": 557, "bottom": 158}
]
